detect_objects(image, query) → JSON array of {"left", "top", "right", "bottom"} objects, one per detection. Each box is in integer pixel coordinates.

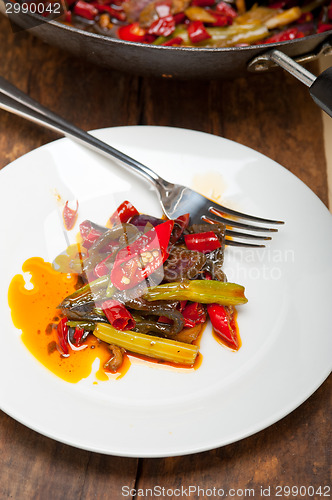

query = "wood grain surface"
[{"left": 0, "top": 13, "right": 330, "bottom": 500}]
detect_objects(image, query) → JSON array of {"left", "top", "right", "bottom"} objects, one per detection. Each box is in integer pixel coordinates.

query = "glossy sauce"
[
  {"left": 8, "top": 258, "right": 202, "bottom": 383},
  {"left": 8, "top": 258, "right": 113, "bottom": 383}
]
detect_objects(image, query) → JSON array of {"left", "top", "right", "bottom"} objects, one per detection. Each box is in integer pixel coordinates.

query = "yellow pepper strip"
[
  {"left": 93, "top": 323, "right": 199, "bottom": 365},
  {"left": 236, "top": 0, "right": 247, "bottom": 15},
  {"left": 235, "top": 6, "right": 279, "bottom": 25},
  {"left": 265, "top": 7, "right": 302, "bottom": 29},
  {"left": 204, "top": 24, "right": 269, "bottom": 47},
  {"left": 185, "top": 6, "right": 217, "bottom": 23}
]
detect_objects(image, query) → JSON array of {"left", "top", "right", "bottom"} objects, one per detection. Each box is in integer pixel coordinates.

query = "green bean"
[
  {"left": 94, "top": 323, "right": 199, "bottom": 365},
  {"left": 154, "top": 24, "right": 269, "bottom": 47},
  {"left": 64, "top": 305, "right": 107, "bottom": 323},
  {"left": 143, "top": 280, "right": 247, "bottom": 305},
  {"left": 132, "top": 318, "right": 179, "bottom": 337},
  {"left": 132, "top": 307, "right": 184, "bottom": 336}
]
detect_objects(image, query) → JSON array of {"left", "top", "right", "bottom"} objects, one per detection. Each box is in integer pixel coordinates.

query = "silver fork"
[{"left": 0, "top": 76, "right": 283, "bottom": 247}]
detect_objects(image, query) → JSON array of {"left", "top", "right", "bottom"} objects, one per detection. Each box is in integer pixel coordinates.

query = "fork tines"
[
  {"left": 209, "top": 205, "right": 284, "bottom": 225},
  {"left": 203, "top": 205, "right": 284, "bottom": 248}
]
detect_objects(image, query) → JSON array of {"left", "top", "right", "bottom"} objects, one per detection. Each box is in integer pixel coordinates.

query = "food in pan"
[
  {"left": 8, "top": 200, "right": 247, "bottom": 382},
  {"left": 56, "top": 0, "right": 332, "bottom": 47}
]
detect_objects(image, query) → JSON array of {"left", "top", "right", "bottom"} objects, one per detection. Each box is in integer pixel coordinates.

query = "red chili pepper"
[
  {"left": 144, "top": 34, "right": 159, "bottom": 44},
  {"left": 169, "top": 213, "right": 190, "bottom": 244},
  {"left": 63, "top": 200, "right": 79, "bottom": 231},
  {"left": 207, "top": 11, "right": 231, "bottom": 26},
  {"left": 57, "top": 317, "right": 69, "bottom": 355},
  {"left": 184, "top": 231, "right": 221, "bottom": 253},
  {"left": 148, "top": 15, "right": 175, "bottom": 37},
  {"left": 79, "top": 220, "right": 94, "bottom": 240},
  {"left": 64, "top": 10, "right": 72, "bottom": 22},
  {"left": 118, "top": 22, "right": 147, "bottom": 42},
  {"left": 178, "top": 300, "right": 188, "bottom": 312},
  {"left": 173, "top": 12, "right": 186, "bottom": 24},
  {"left": 79, "top": 220, "right": 104, "bottom": 249},
  {"left": 158, "top": 315, "right": 172, "bottom": 324},
  {"left": 296, "top": 12, "right": 313, "bottom": 24},
  {"left": 116, "top": 219, "right": 173, "bottom": 262},
  {"left": 111, "top": 220, "right": 174, "bottom": 290},
  {"left": 317, "top": 23, "right": 332, "bottom": 33},
  {"left": 108, "top": 200, "right": 139, "bottom": 226},
  {"left": 118, "top": 22, "right": 146, "bottom": 42},
  {"left": 182, "top": 302, "right": 206, "bottom": 328},
  {"left": 215, "top": 2, "right": 237, "bottom": 18},
  {"left": 187, "top": 20, "right": 211, "bottom": 43},
  {"left": 73, "top": 1, "right": 98, "bottom": 20},
  {"left": 102, "top": 299, "right": 136, "bottom": 330},
  {"left": 192, "top": 0, "right": 215, "bottom": 5},
  {"left": 268, "top": 0, "right": 285, "bottom": 8},
  {"left": 94, "top": 253, "right": 115, "bottom": 277},
  {"left": 328, "top": 1, "right": 332, "bottom": 20},
  {"left": 263, "top": 27, "right": 304, "bottom": 43},
  {"left": 161, "top": 36, "right": 184, "bottom": 46},
  {"left": 73, "top": 326, "right": 85, "bottom": 346},
  {"left": 91, "top": 3, "right": 126, "bottom": 21},
  {"left": 159, "top": 301, "right": 205, "bottom": 327},
  {"left": 207, "top": 304, "right": 239, "bottom": 350}
]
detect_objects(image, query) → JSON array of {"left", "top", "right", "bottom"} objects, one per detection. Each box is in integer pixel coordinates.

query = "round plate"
[{"left": 1, "top": 126, "right": 331, "bottom": 457}]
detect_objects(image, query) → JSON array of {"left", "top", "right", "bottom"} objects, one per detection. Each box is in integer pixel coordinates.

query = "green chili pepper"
[
  {"left": 59, "top": 275, "right": 110, "bottom": 309},
  {"left": 67, "top": 320, "right": 96, "bottom": 331}
]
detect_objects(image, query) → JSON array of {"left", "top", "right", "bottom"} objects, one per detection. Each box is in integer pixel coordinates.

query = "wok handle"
[
  {"left": 268, "top": 50, "right": 332, "bottom": 118},
  {"left": 309, "top": 68, "right": 332, "bottom": 118},
  {"left": 0, "top": 76, "right": 162, "bottom": 187}
]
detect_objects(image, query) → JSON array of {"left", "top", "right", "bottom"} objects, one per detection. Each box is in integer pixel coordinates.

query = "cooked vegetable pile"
[
  {"left": 56, "top": 200, "right": 247, "bottom": 372},
  {"left": 57, "top": 0, "right": 332, "bottom": 47}
]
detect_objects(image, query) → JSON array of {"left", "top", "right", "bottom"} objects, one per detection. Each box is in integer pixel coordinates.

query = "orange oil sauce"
[
  {"left": 8, "top": 257, "right": 116, "bottom": 383},
  {"left": 8, "top": 257, "right": 202, "bottom": 383}
]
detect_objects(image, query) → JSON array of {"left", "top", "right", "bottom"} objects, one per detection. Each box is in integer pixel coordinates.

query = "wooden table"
[{"left": 0, "top": 14, "right": 331, "bottom": 500}]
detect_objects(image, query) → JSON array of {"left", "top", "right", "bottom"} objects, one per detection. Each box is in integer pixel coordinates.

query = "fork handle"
[{"left": 0, "top": 76, "right": 163, "bottom": 186}]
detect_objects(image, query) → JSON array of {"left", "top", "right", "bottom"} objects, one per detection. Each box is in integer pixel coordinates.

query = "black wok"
[{"left": 1, "top": 4, "right": 332, "bottom": 115}]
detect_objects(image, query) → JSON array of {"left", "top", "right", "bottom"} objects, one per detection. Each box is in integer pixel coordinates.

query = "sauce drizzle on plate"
[{"left": 8, "top": 257, "right": 203, "bottom": 383}]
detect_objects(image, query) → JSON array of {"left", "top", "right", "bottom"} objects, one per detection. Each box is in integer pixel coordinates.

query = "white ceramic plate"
[{"left": 1, "top": 126, "right": 331, "bottom": 458}]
